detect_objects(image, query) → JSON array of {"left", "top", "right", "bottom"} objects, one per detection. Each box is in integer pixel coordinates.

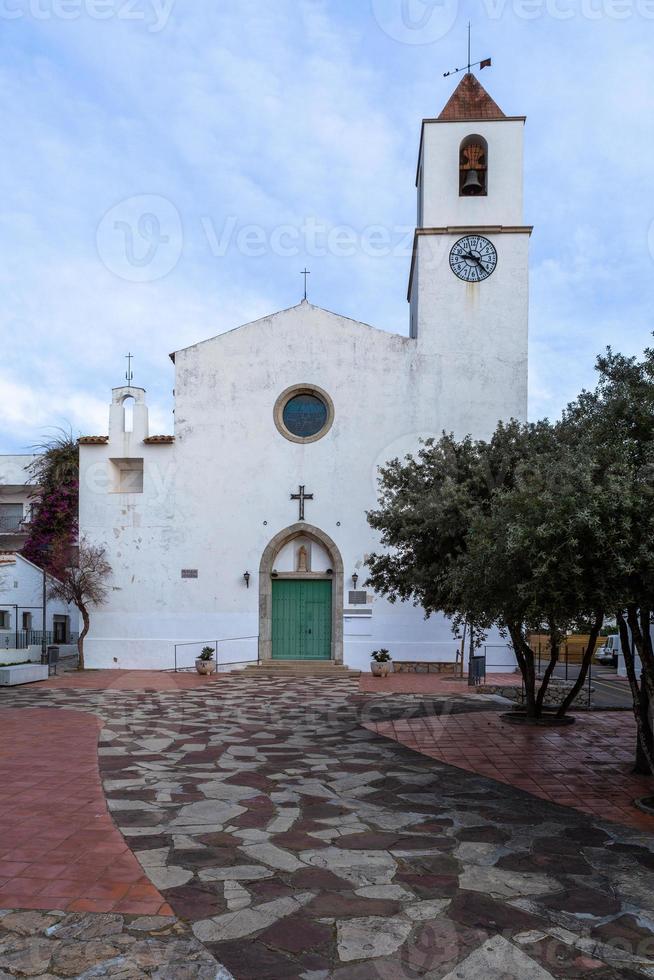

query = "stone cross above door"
[{"left": 291, "top": 485, "right": 314, "bottom": 521}]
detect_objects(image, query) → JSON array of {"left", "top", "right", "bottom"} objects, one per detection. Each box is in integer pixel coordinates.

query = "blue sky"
[{"left": 1, "top": 0, "right": 653, "bottom": 450}]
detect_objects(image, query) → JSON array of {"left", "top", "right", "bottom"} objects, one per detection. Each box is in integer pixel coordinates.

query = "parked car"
[{"left": 595, "top": 634, "right": 620, "bottom": 667}]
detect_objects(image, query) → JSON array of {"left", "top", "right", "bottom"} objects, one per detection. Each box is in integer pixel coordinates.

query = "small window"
[
  {"left": 460, "top": 135, "right": 488, "bottom": 197},
  {"left": 0, "top": 611, "right": 9, "bottom": 629},
  {"left": 0, "top": 503, "right": 23, "bottom": 534},
  {"left": 110, "top": 458, "right": 144, "bottom": 493},
  {"left": 22, "top": 612, "right": 32, "bottom": 631}
]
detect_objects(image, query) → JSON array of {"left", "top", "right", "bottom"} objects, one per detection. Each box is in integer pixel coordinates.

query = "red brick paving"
[
  {"left": 0, "top": 707, "right": 172, "bottom": 914},
  {"left": 34, "top": 669, "right": 224, "bottom": 691},
  {"left": 359, "top": 671, "right": 520, "bottom": 695},
  {"left": 366, "top": 710, "right": 654, "bottom": 832}
]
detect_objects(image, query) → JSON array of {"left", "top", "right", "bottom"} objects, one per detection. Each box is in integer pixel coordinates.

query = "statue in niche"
[{"left": 297, "top": 545, "right": 309, "bottom": 572}]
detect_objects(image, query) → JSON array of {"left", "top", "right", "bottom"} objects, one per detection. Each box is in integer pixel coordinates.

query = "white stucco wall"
[{"left": 79, "top": 300, "right": 522, "bottom": 673}]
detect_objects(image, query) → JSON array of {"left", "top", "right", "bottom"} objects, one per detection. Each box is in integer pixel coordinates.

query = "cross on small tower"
[
  {"left": 125, "top": 352, "right": 134, "bottom": 386},
  {"left": 291, "top": 485, "right": 314, "bottom": 522},
  {"left": 301, "top": 268, "right": 311, "bottom": 301}
]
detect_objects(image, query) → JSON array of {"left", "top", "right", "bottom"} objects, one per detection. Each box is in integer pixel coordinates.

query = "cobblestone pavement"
[{"left": 1, "top": 675, "right": 653, "bottom": 978}]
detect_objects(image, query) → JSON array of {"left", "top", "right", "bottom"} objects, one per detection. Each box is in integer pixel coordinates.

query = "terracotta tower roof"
[{"left": 438, "top": 72, "right": 505, "bottom": 121}]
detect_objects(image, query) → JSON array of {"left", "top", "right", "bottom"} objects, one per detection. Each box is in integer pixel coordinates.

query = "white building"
[
  {"left": 0, "top": 553, "right": 78, "bottom": 662},
  {"left": 0, "top": 455, "right": 38, "bottom": 553},
  {"left": 79, "top": 73, "right": 530, "bottom": 672}
]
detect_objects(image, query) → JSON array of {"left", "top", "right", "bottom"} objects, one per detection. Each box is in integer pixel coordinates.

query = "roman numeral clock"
[{"left": 449, "top": 234, "right": 498, "bottom": 283}]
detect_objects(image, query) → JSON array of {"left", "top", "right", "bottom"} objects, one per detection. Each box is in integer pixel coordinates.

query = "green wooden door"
[{"left": 272, "top": 579, "right": 332, "bottom": 660}]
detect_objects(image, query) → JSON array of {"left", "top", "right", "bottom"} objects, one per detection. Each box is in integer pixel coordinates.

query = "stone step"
[{"left": 239, "top": 661, "right": 360, "bottom": 678}]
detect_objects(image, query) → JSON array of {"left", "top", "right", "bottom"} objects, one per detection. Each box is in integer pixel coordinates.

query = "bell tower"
[{"left": 409, "top": 72, "right": 531, "bottom": 438}]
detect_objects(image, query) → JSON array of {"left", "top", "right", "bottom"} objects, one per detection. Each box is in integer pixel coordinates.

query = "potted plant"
[
  {"left": 196, "top": 646, "right": 217, "bottom": 675},
  {"left": 370, "top": 649, "right": 392, "bottom": 677}
]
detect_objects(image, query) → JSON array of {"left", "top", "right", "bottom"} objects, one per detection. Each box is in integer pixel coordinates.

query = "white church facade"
[{"left": 78, "top": 74, "right": 530, "bottom": 672}]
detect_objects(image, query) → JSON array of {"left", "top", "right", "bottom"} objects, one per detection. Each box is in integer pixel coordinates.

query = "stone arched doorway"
[{"left": 259, "top": 523, "right": 344, "bottom": 663}]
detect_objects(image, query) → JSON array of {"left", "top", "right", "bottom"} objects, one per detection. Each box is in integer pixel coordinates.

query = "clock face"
[{"left": 450, "top": 235, "right": 498, "bottom": 283}]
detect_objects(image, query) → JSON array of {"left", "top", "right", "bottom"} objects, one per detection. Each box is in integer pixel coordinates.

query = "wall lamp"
[
  {"left": 243, "top": 571, "right": 251, "bottom": 589},
  {"left": 352, "top": 572, "right": 359, "bottom": 589}
]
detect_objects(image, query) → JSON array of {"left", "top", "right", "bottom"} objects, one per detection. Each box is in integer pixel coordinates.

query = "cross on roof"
[
  {"left": 301, "top": 268, "right": 311, "bottom": 301},
  {"left": 125, "top": 352, "right": 134, "bottom": 386}
]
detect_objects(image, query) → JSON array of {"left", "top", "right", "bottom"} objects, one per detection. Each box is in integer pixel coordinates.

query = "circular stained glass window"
[
  {"left": 274, "top": 385, "right": 335, "bottom": 443},
  {"left": 283, "top": 394, "right": 328, "bottom": 438}
]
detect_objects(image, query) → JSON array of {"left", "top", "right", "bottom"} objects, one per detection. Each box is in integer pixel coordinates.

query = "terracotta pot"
[{"left": 195, "top": 659, "right": 216, "bottom": 676}]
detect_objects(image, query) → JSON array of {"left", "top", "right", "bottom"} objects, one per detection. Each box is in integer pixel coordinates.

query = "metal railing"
[
  {"left": 171, "top": 636, "right": 259, "bottom": 673},
  {"left": 0, "top": 516, "right": 27, "bottom": 534},
  {"left": 0, "top": 630, "right": 79, "bottom": 651}
]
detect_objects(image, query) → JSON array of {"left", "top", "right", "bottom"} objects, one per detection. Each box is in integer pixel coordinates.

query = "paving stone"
[
  {"left": 301, "top": 848, "right": 397, "bottom": 886},
  {"left": 50, "top": 939, "right": 123, "bottom": 976},
  {"left": 198, "top": 865, "right": 274, "bottom": 883},
  {"left": 238, "top": 842, "right": 304, "bottom": 872},
  {"left": 0, "top": 911, "right": 62, "bottom": 935},
  {"left": 354, "top": 885, "right": 415, "bottom": 902},
  {"left": 257, "top": 914, "right": 332, "bottom": 953},
  {"left": 47, "top": 914, "right": 126, "bottom": 941},
  {"left": 198, "top": 781, "right": 260, "bottom": 802},
  {"left": 458, "top": 867, "right": 558, "bottom": 899},
  {"left": 336, "top": 915, "right": 412, "bottom": 962},
  {"left": 223, "top": 881, "right": 251, "bottom": 911},
  {"left": 447, "top": 891, "right": 544, "bottom": 933},
  {"left": 404, "top": 898, "right": 451, "bottom": 921},
  {"left": 128, "top": 916, "right": 178, "bottom": 932},
  {"left": 543, "top": 883, "right": 622, "bottom": 919},
  {"left": 208, "top": 940, "right": 295, "bottom": 980},
  {"left": 147, "top": 865, "right": 195, "bottom": 891},
  {"left": 0, "top": 937, "right": 56, "bottom": 976},
  {"left": 440, "top": 934, "right": 556, "bottom": 979},
  {"left": 170, "top": 801, "right": 246, "bottom": 829},
  {"left": 192, "top": 893, "right": 314, "bottom": 943}
]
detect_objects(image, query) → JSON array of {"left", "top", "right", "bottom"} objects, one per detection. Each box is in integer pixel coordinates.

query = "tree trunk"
[
  {"left": 535, "top": 621, "right": 561, "bottom": 715},
  {"left": 508, "top": 623, "right": 538, "bottom": 719},
  {"left": 557, "top": 610, "right": 604, "bottom": 718},
  {"left": 77, "top": 606, "right": 89, "bottom": 672},
  {"left": 621, "top": 608, "right": 654, "bottom": 777}
]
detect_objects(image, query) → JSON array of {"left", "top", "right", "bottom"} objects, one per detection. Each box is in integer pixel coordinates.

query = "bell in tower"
[{"left": 459, "top": 136, "right": 488, "bottom": 196}]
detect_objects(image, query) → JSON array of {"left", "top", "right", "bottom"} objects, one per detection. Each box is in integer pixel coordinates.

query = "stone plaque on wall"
[
  {"left": 348, "top": 591, "right": 367, "bottom": 605},
  {"left": 181, "top": 569, "right": 199, "bottom": 579}
]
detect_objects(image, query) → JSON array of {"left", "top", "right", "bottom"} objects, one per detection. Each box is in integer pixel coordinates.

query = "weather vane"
[
  {"left": 301, "top": 268, "right": 311, "bottom": 301},
  {"left": 125, "top": 352, "right": 134, "bottom": 387},
  {"left": 444, "top": 22, "right": 492, "bottom": 78}
]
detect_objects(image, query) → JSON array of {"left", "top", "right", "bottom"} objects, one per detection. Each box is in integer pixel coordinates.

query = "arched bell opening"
[{"left": 459, "top": 134, "right": 488, "bottom": 197}]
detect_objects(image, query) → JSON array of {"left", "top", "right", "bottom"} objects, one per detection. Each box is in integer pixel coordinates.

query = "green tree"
[
  {"left": 366, "top": 420, "right": 611, "bottom": 722},
  {"left": 563, "top": 347, "right": 654, "bottom": 773}
]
